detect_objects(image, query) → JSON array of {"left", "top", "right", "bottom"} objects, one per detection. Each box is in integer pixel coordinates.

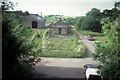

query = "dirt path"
[{"left": 74, "top": 30, "right": 95, "bottom": 57}]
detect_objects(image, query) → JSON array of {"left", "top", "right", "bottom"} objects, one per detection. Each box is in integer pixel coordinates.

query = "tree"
[
  {"left": 1, "top": 0, "right": 15, "bottom": 11},
  {"left": 114, "top": 1, "right": 120, "bottom": 10},
  {"left": 64, "top": 17, "right": 76, "bottom": 25},
  {"left": 74, "top": 16, "right": 84, "bottom": 30},
  {"left": 102, "top": 8, "right": 120, "bottom": 21},
  {"left": 81, "top": 8, "right": 102, "bottom": 32},
  {"left": 2, "top": 0, "right": 35, "bottom": 79},
  {"left": 93, "top": 15, "right": 120, "bottom": 80}
]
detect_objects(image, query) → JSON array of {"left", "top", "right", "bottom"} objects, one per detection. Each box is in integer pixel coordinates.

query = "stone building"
[
  {"left": 49, "top": 18, "right": 71, "bottom": 35},
  {"left": 22, "top": 14, "right": 45, "bottom": 28},
  {"left": 8, "top": 11, "right": 45, "bottom": 28}
]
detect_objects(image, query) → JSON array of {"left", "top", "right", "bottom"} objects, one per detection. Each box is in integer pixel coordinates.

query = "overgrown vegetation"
[
  {"left": 2, "top": 0, "right": 120, "bottom": 79},
  {"left": 64, "top": 4, "right": 120, "bottom": 33},
  {"left": 93, "top": 2, "right": 120, "bottom": 80},
  {"left": 2, "top": 0, "right": 36, "bottom": 79},
  {"left": 30, "top": 28, "right": 46, "bottom": 57},
  {"left": 40, "top": 31, "right": 86, "bottom": 58}
]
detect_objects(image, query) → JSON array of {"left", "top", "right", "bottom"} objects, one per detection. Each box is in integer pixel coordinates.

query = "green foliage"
[
  {"left": 26, "top": 29, "right": 46, "bottom": 57},
  {"left": 2, "top": 1, "right": 34, "bottom": 79},
  {"left": 45, "top": 34, "right": 78, "bottom": 51},
  {"left": 40, "top": 50, "right": 86, "bottom": 58},
  {"left": 42, "top": 32, "right": 86, "bottom": 58},
  {"left": 75, "top": 4, "right": 120, "bottom": 33},
  {"left": 74, "top": 17, "right": 85, "bottom": 29},
  {"left": 1, "top": 0, "right": 15, "bottom": 11},
  {"left": 36, "top": 32, "right": 41, "bottom": 38},
  {"left": 102, "top": 8, "right": 120, "bottom": 21},
  {"left": 80, "top": 30, "right": 104, "bottom": 36},
  {"left": 114, "top": 1, "right": 120, "bottom": 9},
  {"left": 93, "top": 16, "right": 120, "bottom": 80},
  {"left": 81, "top": 8, "right": 102, "bottom": 32},
  {"left": 64, "top": 17, "right": 76, "bottom": 25}
]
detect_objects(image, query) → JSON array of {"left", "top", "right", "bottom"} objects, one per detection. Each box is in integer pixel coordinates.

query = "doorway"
[
  {"left": 58, "top": 28, "right": 62, "bottom": 34},
  {"left": 32, "top": 21, "right": 37, "bottom": 28}
]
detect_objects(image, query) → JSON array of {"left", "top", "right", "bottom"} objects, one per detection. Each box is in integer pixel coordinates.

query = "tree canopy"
[
  {"left": 64, "top": 17, "right": 76, "bottom": 25},
  {"left": 81, "top": 8, "right": 102, "bottom": 32},
  {"left": 94, "top": 12, "right": 120, "bottom": 80},
  {"left": 2, "top": 0, "right": 34, "bottom": 79}
]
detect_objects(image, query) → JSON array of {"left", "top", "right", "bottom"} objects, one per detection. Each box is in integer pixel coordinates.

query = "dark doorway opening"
[
  {"left": 58, "top": 28, "right": 62, "bottom": 34},
  {"left": 32, "top": 21, "right": 37, "bottom": 28}
]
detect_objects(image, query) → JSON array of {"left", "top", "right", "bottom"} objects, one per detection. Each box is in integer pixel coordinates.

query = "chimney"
[{"left": 41, "top": 12, "right": 42, "bottom": 17}]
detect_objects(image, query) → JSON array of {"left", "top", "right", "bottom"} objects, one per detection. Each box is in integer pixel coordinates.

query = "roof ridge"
[{"left": 53, "top": 18, "right": 62, "bottom": 25}]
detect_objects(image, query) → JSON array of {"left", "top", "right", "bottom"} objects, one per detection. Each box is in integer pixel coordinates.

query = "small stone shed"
[{"left": 49, "top": 18, "right": 71, "bottom": 35}]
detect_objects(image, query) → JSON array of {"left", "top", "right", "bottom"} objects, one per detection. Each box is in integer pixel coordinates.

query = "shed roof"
[{"left": 49, "top": 18, "right": 69, "bottom": 28}]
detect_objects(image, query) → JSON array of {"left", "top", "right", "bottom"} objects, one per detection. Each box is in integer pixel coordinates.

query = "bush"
[
  {"left": 36, "top": 32, "right": 41, "bottom": 37},
  {"left": 2, "top": 1, "right": 35, "bottom": 79},
  {"left": 94, "top": 17, "right": 120, "bottom": 80}
]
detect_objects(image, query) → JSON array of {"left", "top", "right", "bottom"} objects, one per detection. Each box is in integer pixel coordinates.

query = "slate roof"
[{"left": 49, "top": 18, "right": 68, "bottom": 28}]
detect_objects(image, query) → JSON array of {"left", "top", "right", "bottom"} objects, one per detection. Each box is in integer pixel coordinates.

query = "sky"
[{"left": 10, "top": 0, "right": 119, "bottom": 17}]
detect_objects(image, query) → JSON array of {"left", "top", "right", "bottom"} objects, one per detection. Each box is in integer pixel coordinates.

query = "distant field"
[{"left": 40, "top": 33, "right": 86, "bottom": 58}]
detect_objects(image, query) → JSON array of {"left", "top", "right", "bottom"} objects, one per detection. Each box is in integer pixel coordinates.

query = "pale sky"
[{"left": 10, "top": 0, "right": 119, "bottom": 16}]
